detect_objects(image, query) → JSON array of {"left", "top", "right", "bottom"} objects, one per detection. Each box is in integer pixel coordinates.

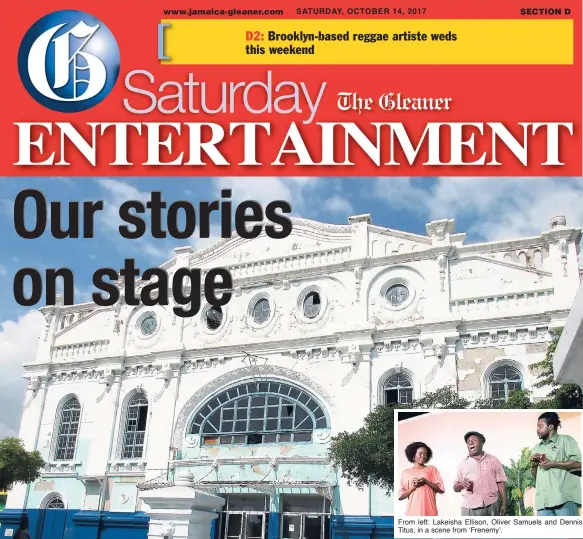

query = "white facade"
[
  {"left": 8, "top": 213, "right": 582, "bottom": 523},
  {"left": 554, "top": 278, "right": 583, "bottom": 386}
]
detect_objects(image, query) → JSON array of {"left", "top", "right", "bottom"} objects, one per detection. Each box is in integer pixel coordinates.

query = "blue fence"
[
  {"left": 0, "top": 510, "right": 395, "bottom": 539},
  {"left": 0, "top": 509, "right": 149, "bottom": 539}
]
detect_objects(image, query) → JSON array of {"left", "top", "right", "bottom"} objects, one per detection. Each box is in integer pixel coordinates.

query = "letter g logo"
[{"left": 18, "top": 10, "right": 120, "bottom": 112}]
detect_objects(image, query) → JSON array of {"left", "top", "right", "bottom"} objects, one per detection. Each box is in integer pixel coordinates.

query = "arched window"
[
  {"left": 55, "top": 397, "right": 81, "bottom": 461},
  {"left": 190, "top": 381, "right": 329, "bottom": 446},
  {"left": 384, "top": 373, "right": 413, "bottom": 405},
  {"left": 489, "top": 365, "right": 523, "bottom": 405},
  {"left": 45, "top": 495, "right": 65, "bottom": 509},
  {"left": 122, "top": 393, "right": 149, "bottom": 459}
]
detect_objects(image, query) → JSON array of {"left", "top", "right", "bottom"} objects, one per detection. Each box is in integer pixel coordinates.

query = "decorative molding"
[
  {"left": 50, "top": 369, "right": 102, "bottom": 383},
  {"left": 289, "top": 300, "right": 336, "bottom": 335},
  {"left": 437, "top": 254, "right": 447, "bottom": 292},
  {"left": 107, "top": 460, "right": 147, "bottom": 473},
  {"left": 43, "top": 310, "right": 55, "bottom": 342},
  {"left": 42, "top": 461, "right": 81, "bottom": 475},
  {"left": 424, "top": 363, "right": 439, "bottom": 385},
  {"left": 184, "top": 434, "right": 199, "bottom": 448},
  {"left": 451, "top": 291, "right": 554, "bottom": 315},
  {"left": 212, "top": 246, "right": 352, "bottom": 281},
  {"left": 433, "top": 343, "right": 448, "bottom": 362},
  {"left": 22, "top": 374, "right": 47, "bottom": 410},
  {"left": 93, "top": 367, "right": 122, "bottom": 403},
  {"left": 559, "top": 238, "right": 569, "bottom": 277},
  {"left": 189, "top": 217, "right": 351, "bottom": 261},
  {"left": 174, "top": 456, "right": 330, "bottom": 467},
  {"left": 51, "top": 340, "right": 110, "bottom": 361},
  {"left": 112, "top": 295, "right": 125, "bottom": 334},
  {"left": 354, "top": 266, "right": 364, "bottom": 302},
  {"left": 314, "top": 429, "right": 332, "bottom": 444},
  {"left": 182, "top": 357, "right": 230, "bottom": 373},
  {"left": 124, "top": 364, "right": 162, "bottom": 378},
  {"left": 373, "top": 339, "right": 421, "bottom": 353},
  {"left": 286, "top": 347, "right": 341, "bottom": 361},
  {"left": 425, "top": 219, "right": 455, "bottom": 244},
  {"left": 450, "top": 254, "right": 552, "bottom": 277},
  {"left": 459, "top": 326, "right": 553, "bottom": 348}
]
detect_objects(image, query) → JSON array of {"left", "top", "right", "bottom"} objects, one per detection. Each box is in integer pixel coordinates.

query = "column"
[{"left": 139, "top": 470, "right": 225, "bottom": 539}]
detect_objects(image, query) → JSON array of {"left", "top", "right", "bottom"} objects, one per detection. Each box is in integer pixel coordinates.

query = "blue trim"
[
  {"left": 371, "top": 517, "right": 395, "bottom": 539},
  {"left": 0, "top": 508, "right": 27, "bottom": 525},
  {"left": 101, "top": 512, "right": 150, "bottom": 529},
  {"left": 332, "top": 516, "right": 375, "bottom": 536},
  {"left": 331, "top": 516, "right": 395, "bottom": 539},
  {"left": 0, "top": 510, "right": 396, "bottom": 539},
  {"left": 72, "top": 511, "right": 103, "bottom": 526},
  {"left": 267, "top": 510, "right": 281, "bottom": 539}
]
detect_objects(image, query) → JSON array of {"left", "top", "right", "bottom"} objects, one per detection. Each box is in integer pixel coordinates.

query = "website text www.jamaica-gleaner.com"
[
  {"left": 161, "top": 7, "right": 394, "bottom": 17},
  {"left": 162, "top": 8, "right": 284, "bottom": 16}
]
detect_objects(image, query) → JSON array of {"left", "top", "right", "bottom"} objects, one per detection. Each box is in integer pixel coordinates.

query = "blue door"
[
  {"left": 38, "top": 495, "right": 67, "bottom": 539},
  {"left": 40, "top": 509, "right": 67, "bottom": 539}
]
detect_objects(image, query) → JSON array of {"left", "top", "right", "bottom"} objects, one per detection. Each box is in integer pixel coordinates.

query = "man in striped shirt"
[{"left": 453, "top": 431, "right": 508, "bottom": 516}]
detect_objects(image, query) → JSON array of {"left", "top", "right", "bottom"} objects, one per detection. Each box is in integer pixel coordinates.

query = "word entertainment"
[{"left": 15, "top": 121, "right": 573, "bottom": 167}]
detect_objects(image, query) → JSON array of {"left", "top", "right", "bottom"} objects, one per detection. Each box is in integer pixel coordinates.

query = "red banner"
[{"left": 2, "top": 0, "right": 581, "bottom": 176}]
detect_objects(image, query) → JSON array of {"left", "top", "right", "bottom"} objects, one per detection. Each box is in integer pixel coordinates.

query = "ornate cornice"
[
  {"left": 459, "top": 326, "right": 555, "bottom": 348},
  {"left": 188, "top": 217, "right": 351, "bottom": 264}
]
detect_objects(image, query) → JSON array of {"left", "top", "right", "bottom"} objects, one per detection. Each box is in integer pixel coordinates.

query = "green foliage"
[
  {"left": 328, "top": 402, "right": 397, "bottom": 490},
  {"left": 474, "top": 389, "right": 532, "bottom": 410},
  {"left": 328, "top": 386, "right": 470, "bottom": 491},
  {"left": 503, "top": 448, "right": 536, "bottom": 516},
  {"left": 328, "top": 334, "right": 582, "bottom": 492},
  {"left": 0, "top": 437, "right": 44, "bottom": 491},
  {"left": 409, "top": 386, "right": 470, "bottom": 409},
  {"left": 532, "top": 330, "right": 583, "bottom": 409}
]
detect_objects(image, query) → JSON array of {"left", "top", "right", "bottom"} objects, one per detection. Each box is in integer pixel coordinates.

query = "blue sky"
[
  {"left": 2, "top": 175, "right": 583, "bottom": 322},
  {"left": 1, "top": 175, "right": 583, "bottom": 437}
]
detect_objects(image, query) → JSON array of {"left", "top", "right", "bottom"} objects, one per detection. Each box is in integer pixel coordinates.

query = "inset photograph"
[{"left": 395, "top": 410, "right": 582, "bottom": 518}]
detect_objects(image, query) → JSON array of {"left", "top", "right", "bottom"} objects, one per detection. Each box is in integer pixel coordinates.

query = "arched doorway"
[{"left": 38, "top": 493, "right": 67, "bottom": 539}]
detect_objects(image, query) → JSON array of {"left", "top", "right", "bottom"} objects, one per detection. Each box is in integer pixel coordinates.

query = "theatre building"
[{"left": 3, "top": 214, "right": 581, "bottom": 539}]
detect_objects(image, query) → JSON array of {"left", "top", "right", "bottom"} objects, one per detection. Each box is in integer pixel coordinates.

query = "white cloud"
[
  {"left": 374, "top": 177, "right": 583, "bottom": 241},
  {"left": 213, "top": 177, "right": 315, "bottom": 215},
  {"left": 97, "top": 178, "right": 150, "bottom": 233},
  {"left": 0, "top": 310, "right": 44, "bottom": 440},
  {"left": 96, "top": 179, "right": 175, "bottom": 264},
  {"left": 323, "top": 194, "right": 354, "bottom": 216},
  {"left": 0, "top": 264, "right": 7, "bottom": 277}
]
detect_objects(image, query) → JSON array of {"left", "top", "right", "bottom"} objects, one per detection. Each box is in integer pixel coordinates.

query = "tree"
[
  {"left": 531, "top": 330, "right": 583, "bottom": 409},
  {"left": 0, "top": 438, "right": 44, "bottom": 491},
  {"left": 328, "top": 333, "right": 581, "bottom": 491},
  {"left": 327, "top": 403, "right": 395, "bottom": 491},
  {"left": 503, "top": 447, "right": 536, "bottom": 516},
  {"left": 328, "top": 386, "right": 472, "bottom": 491}
]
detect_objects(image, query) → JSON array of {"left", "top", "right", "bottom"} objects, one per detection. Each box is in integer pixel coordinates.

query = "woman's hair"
[{"left": 405, "top": 442, "right": 433, "bottom": 463}]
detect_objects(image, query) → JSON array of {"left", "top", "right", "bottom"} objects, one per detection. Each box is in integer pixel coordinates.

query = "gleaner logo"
[{"left": 17, "top": 10, "right": 120, "bottom": 113}]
